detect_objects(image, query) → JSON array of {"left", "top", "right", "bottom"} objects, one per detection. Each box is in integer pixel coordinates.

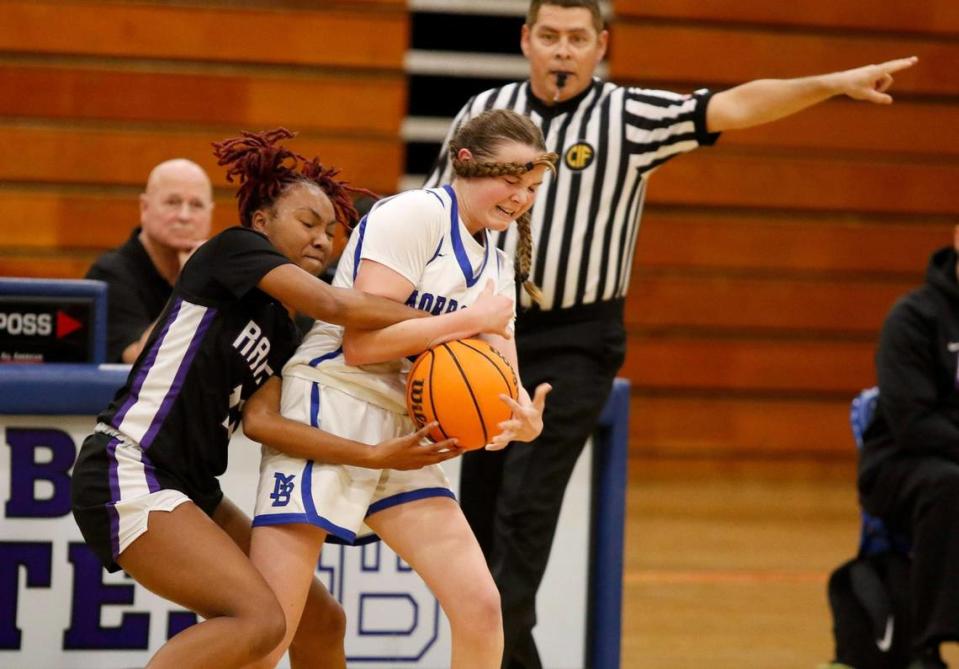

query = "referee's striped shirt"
[{"left": 425, "top": 78, "right": 719, "bottom": 315}]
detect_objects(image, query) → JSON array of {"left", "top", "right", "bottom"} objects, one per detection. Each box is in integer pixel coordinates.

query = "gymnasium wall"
[
  {"left": 0, "top": 0, "right": 407, "bottom": 275},
  {"left": 1, "top": 1, "right": 957, "bottom": 460},
  {"left": 612, "top": 1, "right": 959, "bottom": 459}
]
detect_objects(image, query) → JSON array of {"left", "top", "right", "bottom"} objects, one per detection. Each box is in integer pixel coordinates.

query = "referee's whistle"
[{"left": 553, "top": 72, "right": 568, "bottom": 102}]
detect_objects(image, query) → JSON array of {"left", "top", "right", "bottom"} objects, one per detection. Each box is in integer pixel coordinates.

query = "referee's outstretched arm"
[{"left": 706, "top": 56, "right": 918, "bottom": 132}]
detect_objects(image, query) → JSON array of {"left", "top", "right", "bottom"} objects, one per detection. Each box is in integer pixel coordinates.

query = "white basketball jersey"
[{"left": 284, "top": 185, "right": 516, "bottom": 412}]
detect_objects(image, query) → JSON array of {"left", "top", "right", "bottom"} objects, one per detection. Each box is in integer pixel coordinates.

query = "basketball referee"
[{"left": 425, "top": 1, "right": 917, "bottom": 667}]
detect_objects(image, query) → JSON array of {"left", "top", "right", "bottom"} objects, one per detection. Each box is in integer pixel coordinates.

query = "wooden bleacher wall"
[
  {"left": 2, "top": 1, "right": 957, "bottom": 461},
  {"left": 611, "top": 1, "right": 959, "bottom": 459},
  {"left": 0, "top": 0, "right": 406, "bottom": 275}
]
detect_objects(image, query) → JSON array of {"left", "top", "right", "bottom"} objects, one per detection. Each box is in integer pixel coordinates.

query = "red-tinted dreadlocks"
[
  {"left": 301, "top": 158, "right": 376, "bottom": 231},
  {"left": 212, "top": 128, "right": 301, "bottom": 227},
  {"left": 212, "top": 128, "right": 375, "bottom": 229}
]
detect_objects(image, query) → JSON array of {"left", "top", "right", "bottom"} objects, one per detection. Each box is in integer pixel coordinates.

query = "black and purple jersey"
[{"left": 73, "top": 227, "right": 299, "bottom": 520}]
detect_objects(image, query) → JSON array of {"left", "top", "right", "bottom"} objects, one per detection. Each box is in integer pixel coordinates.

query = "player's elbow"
[
  {"left": 241, "top": 403, "right": 273, "bottom": 444},
  {"left": 342, "top": 330, "right": 393, "bottom": 367},
  {"left": 342, "top": 345, "right": 360, "bottom": 367},
  {"left": 341, "top": 333, "right": 370, "bottom": 367}
]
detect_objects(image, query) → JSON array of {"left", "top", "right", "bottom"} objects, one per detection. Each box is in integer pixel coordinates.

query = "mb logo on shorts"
[{"left": 270, "top": 472, "right": 296, "bottom": 507}]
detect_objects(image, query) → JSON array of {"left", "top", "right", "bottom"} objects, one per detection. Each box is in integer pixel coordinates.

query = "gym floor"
[{"left": 619, "top": 458, "right": 959, "bottom": 668}]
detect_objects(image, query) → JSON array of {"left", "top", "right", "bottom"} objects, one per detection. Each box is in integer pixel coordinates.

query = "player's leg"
[
  {"left": 116, "top": 501, "right": 286, "bottom": 669},
  {"left": 213, "top": 497, "right": 346, "bottom": 668},
  {"left": 246, "top": 523, "right": 333, "bottom": 669},
  {"left": 367, "top": 496, "right": 503, "bottom": 669},
  {"left": 246, "top": 379, "right": 388, "bottom": 667},
  {"left": 289, "top": 579, "right": 347, "bottom": 669},
  {"left": 244, "top": 375, "right": 354, "bottom": 667}
]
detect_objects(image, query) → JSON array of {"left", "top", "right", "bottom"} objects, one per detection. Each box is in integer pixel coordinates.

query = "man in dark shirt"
[
  {"left": 859, "top": 230, "right": 959, "bottom": 669},
  {"left": 86, "top": 159, "right": 213, "bottom": 363}
]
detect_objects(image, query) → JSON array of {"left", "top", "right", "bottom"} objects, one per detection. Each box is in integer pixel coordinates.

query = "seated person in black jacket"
[
  {"left": 86, "top": 159, "right": 213, "bottom": 362},
  {"left": 859, "top": 229, "right": 959, "bottom": 669}
]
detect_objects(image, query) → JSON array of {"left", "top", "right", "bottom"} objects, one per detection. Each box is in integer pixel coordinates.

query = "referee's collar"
[{"left": 526, "top": 78, "right": 598, "bottom": 118}]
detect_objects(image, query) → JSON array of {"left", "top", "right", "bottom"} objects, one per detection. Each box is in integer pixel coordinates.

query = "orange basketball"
[{"left": 406, "top": 338, "right": 519, "bottom": 451}]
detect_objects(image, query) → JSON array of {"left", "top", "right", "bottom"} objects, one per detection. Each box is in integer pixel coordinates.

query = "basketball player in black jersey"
[{"left": 71, "top": 129, "right": 509, "bottom": 668}]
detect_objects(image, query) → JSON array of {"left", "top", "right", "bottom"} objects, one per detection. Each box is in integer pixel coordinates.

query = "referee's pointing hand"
[{"left": 832, "top": 56, "right": 919, "bottom": 105}]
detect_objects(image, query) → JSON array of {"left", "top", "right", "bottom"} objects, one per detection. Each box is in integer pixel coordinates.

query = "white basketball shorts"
[{"left": 252, "top": 375, "right": 453, "bottom": 544}]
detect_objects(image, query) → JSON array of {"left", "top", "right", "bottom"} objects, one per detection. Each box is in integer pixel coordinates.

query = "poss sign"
[{"left": 0, "top": 280, "right": 107, "bottom": 364}]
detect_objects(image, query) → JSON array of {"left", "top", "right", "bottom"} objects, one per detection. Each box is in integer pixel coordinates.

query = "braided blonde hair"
[{"left": 449, "top": 110, "right": 557, "bottom": 305}]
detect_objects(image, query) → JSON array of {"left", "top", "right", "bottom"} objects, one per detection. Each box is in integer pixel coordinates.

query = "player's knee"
[
  {"left": 241, "top": 595, "right": 287, "bottom": 659},
  {"left": 300, "top": 595, "right": 347, "bottom": 643},
  {"left": 476, "top": 585, "right": 503, "bottom": 634},
  {"left": 450, "top": 581, "right": 502, "bottom": 638},
  {"left": 253, "top": 614, "right": 287, "bottom": 659},
  {"left": 323, "top": 599, "right": 347, "bottom": 641}
]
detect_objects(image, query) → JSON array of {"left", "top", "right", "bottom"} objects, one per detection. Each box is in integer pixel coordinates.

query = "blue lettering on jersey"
[
  {"left": 232, "top": 320, "right": 274, "bottom": 384},
  {"left": 270, "top": 473, "right": 296, "bottom": 507},
  {"left": 405, "top": 291, "right": 461, "bottom": 315},
  {"left": 419, "top": 293, "right": 433, "bottom": 313}
]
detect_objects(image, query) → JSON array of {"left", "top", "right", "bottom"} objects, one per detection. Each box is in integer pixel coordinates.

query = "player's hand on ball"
[
  {"left": 471, "top": 280, "right": 514, "bottom": 339},
  {"left": 372, "top": 423, "right": 462, "bottom": 470},
  {"left": 833, "top": 56, "right": 917, "bottom": 104},
  {"left": 486, "top": 383, "right": 551, "bottom": 450}
]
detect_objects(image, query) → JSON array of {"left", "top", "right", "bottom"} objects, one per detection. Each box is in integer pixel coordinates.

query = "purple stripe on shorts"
[
  {"left": 139, "top": 306, "right": 217, "bottom": 450},
  {"left": 106, "top": 436, "right": 122, "bottom": 559},
  {"left": 139, "top": 449, "right": 162, "bottom": 494},
  {"left": 112, "top": 297, "right": 184, "bottom": 427}
]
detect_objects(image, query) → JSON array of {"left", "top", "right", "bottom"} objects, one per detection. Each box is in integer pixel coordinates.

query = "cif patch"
[{"left": 564, "top": 142, "right": 595, "bottom": 171}]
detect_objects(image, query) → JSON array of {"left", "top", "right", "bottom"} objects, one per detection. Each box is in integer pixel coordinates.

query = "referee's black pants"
[
  {"left": 460, "top": 309, "right": 625, "bottom": 669},
  {"left": 860, "top": 456, "right": 959, "bottom": 653}
]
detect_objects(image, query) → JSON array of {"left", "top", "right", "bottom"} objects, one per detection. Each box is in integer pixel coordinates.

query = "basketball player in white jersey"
[
  {"left": 243, "top": 110, "right": 556, "bottom": 669},
  {"left": 71, "top": 129, "right": 498, "bottom": 669}
]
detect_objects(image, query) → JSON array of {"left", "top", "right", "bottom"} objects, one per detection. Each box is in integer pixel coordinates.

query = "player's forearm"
[
  {"left": 259, "top": 265, "right": 425, "bottom": 330},
  {"left": 324, "top": 285, "right": 427, "bottom": 330},
  {"left": 243, "top": 408, "right": 376, "bottom": 466},
  {"left": 343, "top": 307, "right": 483, "bottom": 366},
  {"left": 707, "top": 75, "right": 840, "bottom": 132}
]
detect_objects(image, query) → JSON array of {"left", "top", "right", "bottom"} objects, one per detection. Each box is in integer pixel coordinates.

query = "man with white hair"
[{"left": 86, "top": 159, "right": 213, "bottom": 362}]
